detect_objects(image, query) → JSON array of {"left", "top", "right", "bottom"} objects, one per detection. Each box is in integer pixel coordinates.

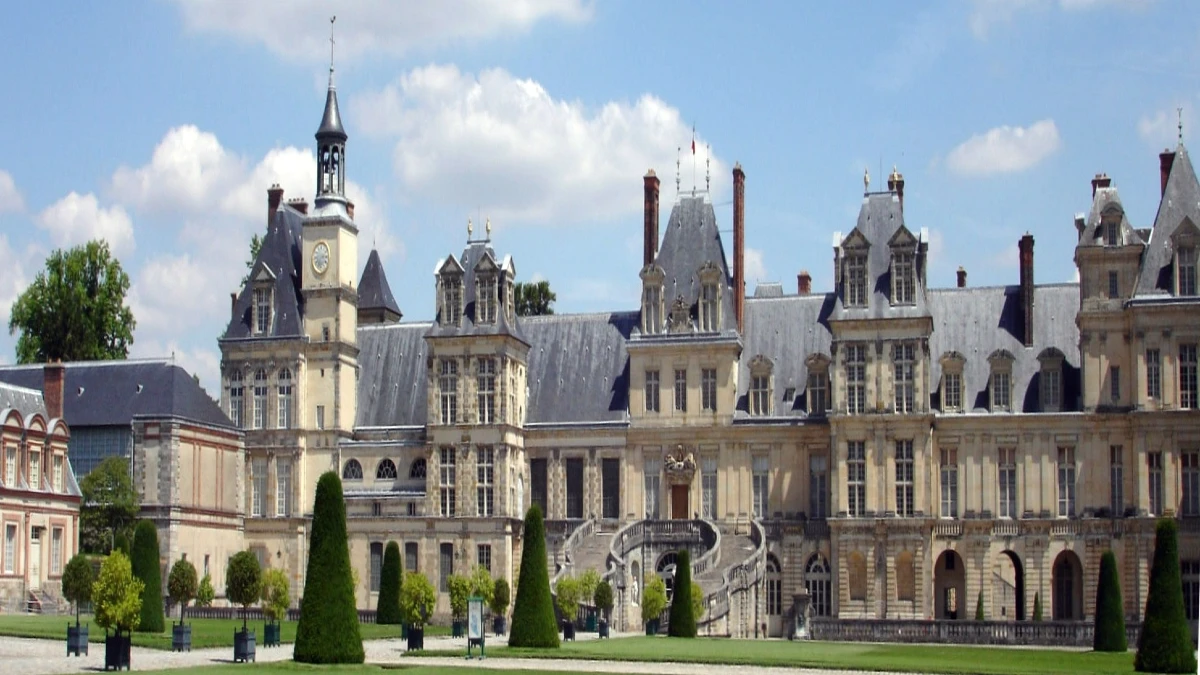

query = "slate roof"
[
  {"left": 1137, "top": 144, "right": 1200, "bottom": 296},
  {"left": 356, "top": 323, "right": 430, "bottom": 428},
  {"left": 1079, "top": 186, "right": 1142, "bottom": 248},
  {"left": 831, "top": 192, "right": 931, "bottom": 321},
  {"left": 736, "top": 294, "right": 835, "bottom": 418},
  {"left": 358, "top": 249, "right": 402, "bottom": 320},
  {"left": 426, "top": 242, "right": 527, "bottom": 343},
  {"left": 523, "top": 312, "right": 634, "bottom": 425},
  {"left": 224, "top": 205, "right": 306, "bottom": 340},
  {"left": 316, "top": 86, "right": 347, "bottom": 140},
  {"left": 0, "top": 382, "right": 47, "bottom": 418},
  {"left": 650, "top": 195, "right": 738, "bottom": 333},
  {"left": 0, "top": 360, "right": 236, "bottom": 430}
]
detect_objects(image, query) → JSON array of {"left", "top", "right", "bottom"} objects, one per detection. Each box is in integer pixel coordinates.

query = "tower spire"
[
  {"left": 328, "top": 15, "right": 336, "bottom": 90},
  {"left": 1179, "top": 106, "right": 1184, "bottom": 144},
  {"left": 315, "top": 15, "right": 347, "bottom": 207}
]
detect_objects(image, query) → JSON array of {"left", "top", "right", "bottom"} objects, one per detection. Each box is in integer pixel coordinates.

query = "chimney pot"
[
  {"left": 43, "top": 361, "right": 65, "bottom": 420},
  {"left": 1091, "top": 172, "right": 1112, "bottom": 198},
  {"left": 798, "top": 270, "right": 812, "bottom": 295},
  {"left": 1018, "top": 234, "right": 1035, "bottom": 347},
  {"left": 1160, "top": 149, "right": 1176, "bottom": 197},
  {"left": 230, "top": 292, "right": 238, "bottom": 319},
  {"left": 956, "top": 266, "right": 967, "bottom": 288},
  {"left": 643, "top": 170, "right": 661, "bottom": 267},
  {"left": 732, "top": 164, "right": 746, "bottom": 333}
]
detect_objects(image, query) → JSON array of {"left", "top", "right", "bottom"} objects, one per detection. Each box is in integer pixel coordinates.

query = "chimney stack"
[
  {"left": 1019, "top": 234, "right": 1035, "bottom": 347},
  {"left": 1091, "top": 173, "right": 1111, "bottom": 198},
  {"left": 797, "top": 270, "right": 812, "bottom": 296},
  {"left": 231, "top": 292, "right": 238, "bottom": 319},
  {"left": 267, "top": 184, "right": 284, "bottom": 225},
  {"left": 887, "top": 167, "right": 905, "bottom": 212},
  {"left": 732, "top": 163, "right": 746, "bottom": 333},
  {"left": 43, "top": 361, "right": 65, "bottom": 420},
  {"left": 288, "top": 198, "right": 308, "bottom": 214},
  {"left": 956, "top": 266, "right": 967, "bottom": 288},
  {"left": 1160, "top": 148, "right": 1176, "bottom": 197},
  {"left": 643, "top": 170, "right": 660, "bottom": 267}
]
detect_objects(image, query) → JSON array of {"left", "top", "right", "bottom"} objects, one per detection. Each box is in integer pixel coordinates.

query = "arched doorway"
[
  {"left": 765, "top": 554, "right": 783, "bottom": 637},
  {"left": 805, "top": 554, "right": 831, "bottom": 617},
  {"left": 993, "top": 551, "right": 1025, "bottom": 621},
  {"left": 1053, "top": 550, "right": 1083, "bottom": 620},
  {"left": 656, "top": 552, "right": 678, "bottom": 601},
  {"left": 934, "top": 550, "right": 966, "bottom": 620}
]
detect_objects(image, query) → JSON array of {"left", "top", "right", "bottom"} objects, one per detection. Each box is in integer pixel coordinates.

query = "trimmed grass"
[
  {"left": 0, "top": 614, "right": 445, "bottom": 649},
  {"left": 129, "top": 665, "right": 589, "bottom": 675},
  {"left": 410, "top": 636, "right": 1139, "bottom": 675}
]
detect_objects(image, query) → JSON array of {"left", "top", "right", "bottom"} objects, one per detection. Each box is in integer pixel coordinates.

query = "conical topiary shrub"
[
  {"left": 508, "top": 504, "right": 559, "bottom": 648},
  {"left": 294, "top": 472, "right": 364, "bottom": 664},
  {"left": 1136, "top": 519, "right": 1196, "bottom": 673},
  {"left": 974, "top": 591, "right": 985, "bottom": 621},
  {"left": 1032, "top": 592, "right": 1042, "bottom": 621},
  {"left": 1093, "top": 550, "right": 1127, "bottom": 652},
  {"left": 376, "top": 541, "right": 403, "bottom": 625},
  {"left": 668, "top": 549, "right": 696, "bottom": 637},
  {"left": 131, "top": 520, "right": 164, "bottom": 633}
]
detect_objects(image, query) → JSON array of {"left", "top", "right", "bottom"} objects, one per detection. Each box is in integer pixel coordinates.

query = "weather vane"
[
  {"left": 328, "top": 16, "right": 337, "bottom": 88},
  {"left": 1179, "top": 107, "right": 1184, "bottom": 143},
  {"left": 467, "top": 217, "right": 473, "bottom": 240},
  {"left": 675, "top": 147, "right": 681, "bottom": 195},
  {"left": 705, "top": 144, "right": 711, "bottom": 193},
  {"left": 485, "top": 217, "right": 492, "bottom": 241}
]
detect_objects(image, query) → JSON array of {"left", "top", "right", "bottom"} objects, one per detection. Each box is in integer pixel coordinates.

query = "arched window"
[
  {"left": 228, "top": 371, "right": 244, "bottom": 428},
  {"left": 409, "top": 458, "right": 427, "bottom": 479},
  {"left": 252, "top": 369, "right": 268, "bottom": 429},
  {"left": 765, "top": 554, "right": 782, "bottom": 616},
  {"left": 656, "top": 552, "right": 678, "bottom": 601},
  {"left": 376, "top": 459, "right": 398, "bottom": 480},
  {"left": 277, "top": 368, "right": 293, "bottom": 429},
  {"left": 806, "top": 554, "right": 831, "bottom": 617},
  {"left": 342, "top": 459, "right": 363, "bottom": 481}
]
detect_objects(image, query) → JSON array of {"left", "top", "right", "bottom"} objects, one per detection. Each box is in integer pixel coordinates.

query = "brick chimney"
[
  {"left": 288, "top": 198, "right": 308, "bottom": 215},
  {"left": 346, "top": 200, "right": 355, "bottom": 221},
  {"left": 1160, "top": 148, "right": 1176, "bottom": 197},
  {"left": 1091, "top": 173, "right": 1111, "bottom": 198},
  {"left": 797, "top": 270, "right": 812, "bottom": 296},
  {"left": 43, "top": 361, "right": 65, "bottom": 420},
  {"left": 887, "top": 167, "right": 905, "bottom": 212},
  {"left": 643, "top": 170, "right": 660, "bottom": 267},
  {"left": 732, "top": 163, "right": 746, "bottom": 333},
  {"left": 267, "top": 184, "right": 284, "bottom": 225},
  {"left": 1019, "top": 234, "right": 1035, "bottom": 347},
  {"left": 231, "top": 292, "right": 238, "bottom": 319},
  {"left": 957, "top": 266, "right": 967, "bottom": 288}
]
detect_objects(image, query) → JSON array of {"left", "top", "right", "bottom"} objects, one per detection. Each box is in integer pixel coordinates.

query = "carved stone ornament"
[
  {"left": 664, "top": 444, "right": 697, "bottom": 485},
  {"left": 668, "top": 295, "right": 691, "bottom": 334}
]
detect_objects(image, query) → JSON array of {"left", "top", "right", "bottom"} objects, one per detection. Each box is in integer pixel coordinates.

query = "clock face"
[{"left": 312, "top": 242, "right": 330, "bottom": 275}]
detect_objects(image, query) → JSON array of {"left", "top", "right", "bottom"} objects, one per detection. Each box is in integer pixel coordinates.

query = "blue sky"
[{"left": 0, "top": 0, "right": 1197, "bottom": 392}]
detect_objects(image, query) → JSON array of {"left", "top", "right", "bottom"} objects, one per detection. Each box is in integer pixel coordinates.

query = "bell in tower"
[{"left": 315, "top": 17, "right": 348, "bottom": 208}]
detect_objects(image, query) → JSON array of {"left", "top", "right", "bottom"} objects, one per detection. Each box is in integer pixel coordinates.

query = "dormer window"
[
  {"left": 253, "top": 287, "right": 272, "bottom": 335},
  {"left": 939, "top": 352, "right": 965, "bottom": 413},
  {"left": 640, "top": 265, "right": 665, "bottom": 335},
  {"left": 892, "top": 252, "right": 915, "bottom": 305},
  {"left": 806, "top": 354, "right": 831, "bottom": 417},
  {"left": 749, "top": 355, "right": 773, "bottom": 416},
  {"left": 441, "top": 277, "right": 463, "bottom": 326},
  {"left": 1104, "top": 219, "right": 1119, "bottom": 246},
  {"left": 1038, "top": 348, "right": 1064, "bottom": 412},
  {"left": 698, "top": 262, "right": 723, "bottom": 332},
  {"left": 988, "top": 350, "right": 1015, "bottom": 412},
  {"left": 846, "top": 255, "right": 867, "bottom": 307},
  {"left": 1179, "top": 246, "right": 1197, "bottom": 296},
  {"left": 477, "top": 275, "right": 497, "bottom": 324}
]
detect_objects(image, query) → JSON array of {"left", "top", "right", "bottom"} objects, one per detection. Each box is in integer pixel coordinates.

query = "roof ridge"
[
  {"left": 520, "top": 310, "right": 639, "bottom": 323},
  {"left": 0, "top": 357, "right": 173, "bottom": 371},
  {"left": 0, "top": 381, "right": 45, "bottom": 397}
]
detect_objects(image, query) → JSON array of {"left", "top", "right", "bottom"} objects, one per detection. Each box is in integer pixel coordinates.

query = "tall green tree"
[
  {"left": 376, "top": 541, "right": 403, "bottom": 625},
  {"left": 1093, "top": 550, "right": 1127, "bottom": 652},
  {"left": 241, "top": 233, "right": 264, "bottom": 285},
  {"left": 225, "top": 550, "right": 262, "bottom": 630},
  {"left": 92, "top": 551, "right": 143, "bottom": 637},
  {"left": 62, "top": 553, "right": 95, "bottom": 626},
  {"left": 131, "top": 520, "right": 164, "bottom": 633},
  {"left": 668, "top": 549, "right": 696, "bottom": 637},
  {"left": 515, "top": 280, "right": 556, "bottom": 316},
  {"left": 167, "top": 558, "right": 198, "bottom": 626},
  {"left": 508, "top": 504, "right": 559, "bottom": 648},
  {"left": 294, "top": 472, "right": 363, "bottom": 664},
  {"left": 79, "top": 457, "right": 139, "bottom": 554},
  {"left": 8, "top": 240, "right": 135, "bottom": 363},
  {"left": 1136, "top": 519, "right": 1196, "bottom": 673}
]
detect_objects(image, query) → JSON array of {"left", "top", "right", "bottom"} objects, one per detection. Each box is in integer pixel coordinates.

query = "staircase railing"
[
  {"left": 697, "top": 518, "right": 766, "bottom": 634},
  {"left": 550, "top": 518, "right": 597, "bottom": 584}
]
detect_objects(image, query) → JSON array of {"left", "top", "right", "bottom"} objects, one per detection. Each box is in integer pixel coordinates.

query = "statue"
[{"left": 664, "top": 444, "right": 697, "bottom": 483}]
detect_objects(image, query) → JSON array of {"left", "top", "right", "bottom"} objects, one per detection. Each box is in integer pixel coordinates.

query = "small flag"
[{"left": 691, "top": 124, "right": 696, "bottom": 154}]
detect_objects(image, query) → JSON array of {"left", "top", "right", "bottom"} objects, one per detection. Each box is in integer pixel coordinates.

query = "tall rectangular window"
[
  {"left": 315, "top": 405, "right": 325, "bottom": 430},
  {"left": 943, "top": 372, "right": 962, "bottom": 412},
  {"left": 1147, "top": 348, "right": 1162, "bottom": 400},
  {"left": 1058, "top": 447, "right": 1077, "bottom": 517},
  {"left": 530, "top": 458, "right": 547, "bottom": 517},
  {"left": 644, "top": 370, "right": 660, "bottom": 413},
  {"left": 1110, "top": 366, "right": 1121, "bottom": 404},
  {"left": 601, "top": 458, "right": 620, "bottom": 519},
  {"left": 644, "top": 457, "right": 661, "bottom": 519},
  {"left": 254, "top": 288, "right": 270, "bottom": 334},
  {"left": 277, "top": 369, "right": 293, "bottom": 429},
  {"left": 894, "top": 343, "right": 915, "bottom": 413},
  {"left": 251, "top": 457, "right": 267, "bottom": 518},
  {"left": 1108, "top": 270, "right": 1120, "bottom": 299},
  {"left": 52, "top": 455, "right": 63, "bottom": 492},
  {"left": 1105, "top": 220, "right": 1119, "bottom": 246},
  {"left": 701, "top": 456, "right": 718, "bottom": 520},
  {"left": 28, "top": 449, "right": 40, "bottom": 490},
  {"left": 895, "top": 440, "right": 914, "bottom": 517},
  {"left": 1182, "top": 345, "right": 1198, "bottom": 409},
  {"left": 1179, "top": 247, "right": 1198, "bottom": 296},
  {"left": 750, "top": 375, "right": 770, "bottom": 416},
  {"left": 1042, "top": 368, "right": 1061, "bottom": 411},
  {"left": 847, "top": 255, "right": 867, "bottom": 307},
  {"left": 253, "top": 370, "right": 268, "bottom": 429},
  {"left": 370, "top": 542, "right": 383, "bottom": 592},
  {"left": 847, "top": 441, "right": 866, "bottom": 517},
  {"left": 5, "top": 445, "right": 16, "bottom": 486},
  {"left": 439, "top": 543, "right": 453, "bottom": 592},
  {"left": 51, "top": 527, "right": 63, "bottom": 575},
  {"left": 700, "top": 283, "right": 719, "bottom": 331},
  {"left": 992, "top": 371, "right": 1011, "bottom": 412},
  {"left": 276, "top": 459, "right": 291, "bottom": 517},
  {"left": 439, "top": 447, "right": 456, "bottom": 517},
  {"left": 809, "top": 455, "right": 828, "bottom": 518},
  {"left": 701, "top": 369, "right": 717, "bottom": 412},
  {"left": 674, "top": 369, "right": 687, "bottom": 412},
  {"left": 476, "top": 446, "right": 494, "bottom": 517},
  {"left": 405, "top": 542, "right": 418, "bottom": 573},
  {"left": 444, "top": 279, "right": 463, "bottom": 325},
  {"left": 1110, "top": 445, "right": 1124, "bottom": 516},
  {"left": 565, "top": 458, "right": 584, "bottom": 520},
  {"left": 478, "top": 277, "right": 497, "bottom": 324},
  {"left": 847, "top": 344, "right": 867, "bottom": 414},
  {"left": 941, "top": 448, "right": 959, "bottom": 518},
  {"left": 893, "top": 252, "right": 915, "bottom": 305},
  {"left": 1149, "top": 451, "right": 1164, "bottom": 516},
  {"left": 1183, "top": 561, "right": 1200, "bottom": 621},
  {"left": 808, "top": 370, "right": 828, "bottom": 415},
  {"left": 477, "top": 544, "right": 492, "bottom": 572},
  {"left": 752, "top": 455, "right": 769, "bottom": 518},
  {"left": 644, "top": 285, "right": 661, "bottom": 334},
  {"left": 4, "top": 524, "right": 15, "bottom": 574},
  {"left": 998, "top": 448, "right": 1017, "bottom": 519},
  {"left": 1181, "top": 450, "right": 1200, "bottom": 517},
  {"left": 440, "top": 359, "right": 459, "bottom": 424},
  {"left": 477, "top": 358, "right": 496, "bottom": 424}
]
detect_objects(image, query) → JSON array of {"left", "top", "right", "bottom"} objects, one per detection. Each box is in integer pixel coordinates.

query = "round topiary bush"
[
  {"left": 508, "top": 504, "right": 560, "bottom": 648},
  {"left": 131, "top": 521, "right": 164, "bottom": 633},
  {"left": 376, "top": 541, "right": 403, "bottom": 625},
  {"left": 225, "top": 550, "right": 262, "bottom": 629},
  {"left": 668, "top": 549, "right": 696, "bottom": 637},
  {"left": 1136, "top": 519, "right": 1196, "bottom": 673},
  {"left": 294, "top": 472, "right": 364, "bottom": 664},
  {"left": 1093, "top": 549, "right": 1127, "bottom": 652},
  {"left": 491, "top": 577, "right": 510, "bottom": 617},
  {"left": 593, "top": 580, "right": 613, "bottom": 621},
  {"left": 63, "top": 553, "right": 95, "bottom": 626},
  {"left": 167, "top": 558, "right": 197, "bottom": 625}
]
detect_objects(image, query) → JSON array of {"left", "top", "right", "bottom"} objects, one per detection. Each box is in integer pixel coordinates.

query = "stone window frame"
[
  {"left": 894, "top": 439, "right": 914, "bottom": 517},
  {"left": 987, "top": 349, "right": 1016, "bottom": 413},
  {"left": 476, "top": 357, "right": 497, "bottom": 425},
  {"left": 1146, "top": 347, "right": 1162, "bottom": 401},
  {"left": 1182, "top": 344, "right": 1198, "bottom": 410},
  {"left": 376, "top": 458, "right": 398, "bottom": 480},
  {"left": 640, "top": 265, "right": 665, "bottom": 335},
  {"left": 252, "top": 368, "right": 269, "bottom": 430},
  {"left": 893, "top": 342, "right": 916, "bottom": 414},
  {"left": 846, "top": 440, "right": 866, "bottom": 517},
  {"left": 845, "top": 254, "right": 868, "bottom": 307},
  {"left": 644, "top": 369, "right": 661, "bottom": 414},
  {"left": 701, "top": 368, "right": 718, "bottom": 413},
  {"left": 342, "top": 458, "right": 364, "bottom": 481},
  {"left": 697, "top": 261, "right": 723, "bottom": 332},
  {"left": 1057, "top": 446, "right": 1077, "bottom": 518},
  {"left": 437, "top": 259, "right": 466, "bottom": 327},
  {"left": 438, "top": 358, "right": 459, "bottom": 425},
  {"left": 998, "top": 447, "right": 1018, "bottom": 519},
  {"left": 1171, "top": 219, "right": 1198, "bottom": 297},
  {"left": 1037, "top": 348, "right": 1065, "bottom": 413},
  {"left": 474, "top": 257, "right": 499, "bottom": 325},
  {"left": 940, "top": 447, "right": 959, "bottom": 519},
  {"left": 277, "top": 367, "right": 294, "bottom": 429},
  {"left": 1181, "top": 448, "right": 1200, "bottom": 517},
  {"left": 748, "top": 355, "right": 773, "bottom": 416},
  {"left": 252, "top": 283, "right": 273, "bottom": 336},
  {"left": 805, "top": 354, "right": 831, "bottom": 416},
  {"left": 673, "top": 368, "right": 687, "bottom": 412},
  {"left": 227, "top": 369, "right": 245, "bottom": 428},
  {"left": 276, "top": 457, "right": 292, "bottom": 518},
  {"left": 939, "top": 351, "right": 965, "bottom": 413},
  {"left": 845, "top": 343, "right": 868, "bottom": 415},
  {"left": 1147, "top": 450, "right": 1163, "bottom": 517},
  {"left": 439, "top": 446, "right": 457, "bottom": 518}
]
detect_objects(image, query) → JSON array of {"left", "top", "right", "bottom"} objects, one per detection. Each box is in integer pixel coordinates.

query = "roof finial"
[
  {"left": 1179, "top": 106, "right": 1184, "bottom": 144},
  {"left": 705, "top": 144, "right": 711, "bottom": 193},
  {"left": 328, "top": 15, "right": 337, "bottom": 89},
  {"left": 485, "top": 216, "right": 492, "bottom": 241},
  {"left": 863, "top": 167, "right": 870, "bottom": 193},
  {"left": 675, "top": 146, "right": 681, "bottom": 195},
  {"left": 467, "top": 216, "right": 473, "bottom": 240}
]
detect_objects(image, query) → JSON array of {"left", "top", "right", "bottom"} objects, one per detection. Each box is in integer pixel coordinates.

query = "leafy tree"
[
  {"left": 668, "top": 549, "right": 696, "bottom": 637},
  {"left": 113, "top": 532, "right": 130, "bottom": 557},
  {"left": 225, "top": 550, "right": 262, "bottom": 630},
  {"left": 376, "top": 542, "right": 403, "bottom": 625},
  {"left": 9, "top": 240, "right": 135, "bottom": 363},
  {"left": 167, "top": 559, "right": 197, "bottom": 625},
  {"left": 79, "top": 457, "right": 139, "bottom": 555},
  {"left": 690, "top": 582, "right": 705, "bottom": 622},
  {"left": 593, "top": 580, "right": 613, "bottom": 621},
  {"left": 196, "top": 573, "right": 215, "bottom": 607},
  {"left": 241, "top": 233, "right": 264, "bottom": 285},
  {"left": 1032, "top": 592, "right": 1042, "bottom": 622},
  {"left": 469, "top": 565, "right": 494, "bottom": 610},
  {"left": 131, "top": 521, "right": 164, "bottom": 633},
  {"left": 491, "top": 577, "right": 511, "bottom": 617},
  {"left": 554, "top": 576, "right": 581, "bottom": 623},
  {"left": 261, "top": 568, "right": 290, "bottom": 624},
  {"left": 1136, "top": 519, "right": 1196, "bottom": 673},
  {"left": 1094, "top": 550, "right": 1127, "bottom": 652},
  {"left": 63, "top": 553, "right": 95, "bottom": 626},
  {"left": 641, "top": 576, "right": 668, "bottom": 624},
  {"left": 578, "top": 569, "right": 601, "bottom": 610},
  {"left": 447, "top": 574, "right": 471, "bottom": 620},
  {"left": 92, "top": 551, "right": 144, "bottom": 636},
  {"left": 294, "top": 472, "right": 363, "bottom": 664},
  {"left": 515, "top": 280, "right": 556, "bottom": 316},
  {"left": 974, "top": 591, "right": 985, "bottom": 621},
  {"left": 508, "top": 504, "right": 560, "bottom": 648},
  {"left": 399, "top": 571, "right": 436, "bottom": 630}
]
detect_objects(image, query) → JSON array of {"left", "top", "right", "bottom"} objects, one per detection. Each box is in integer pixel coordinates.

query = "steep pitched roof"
[
  {"left": 651, "top": 195, "right": 738, "bottom": 333},
  {"left": 736, "top": 293, "right": 835, "bottom": 418},
  {"left": 1137, "top": 145, "right": 1200, "bottom": 296},
  {"left": 357, "top": 249, "right": 402, "bottom": 320},
  {"left": 831, "top": 192, "right": 931, "bottom": 321},
  {"left": 523, "top": 312, "right": 633, "bottom": 424},
  {"left": 356, "top": 323, "right": 430, "bottom": 428},
  {"left": 426, "top": 242, "right": 527, "bottom": 343},
  {"left": 0, "top": 382, "right": 47, "bottom": 418},
  {"left": 0, "top": 360, "right": 235, "bottom": 429},
  {"left": 1079, "top": 186, "right": 1142, "bottom": 247},
  {"left": 224, "top": 206, "right": 306, "bottom": 339}
]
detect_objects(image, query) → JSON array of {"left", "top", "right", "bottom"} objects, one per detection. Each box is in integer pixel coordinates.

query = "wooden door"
[
  {"left": 671, "top": 485, "right": 689, "bottom": 520},
  {"left": 29, "top": 534, "right": 41, "bottom": 591}
]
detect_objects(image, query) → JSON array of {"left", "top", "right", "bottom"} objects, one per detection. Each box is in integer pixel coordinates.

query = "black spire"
[{"left": 315, "top": 16, "right": 347, "bottom": 206}]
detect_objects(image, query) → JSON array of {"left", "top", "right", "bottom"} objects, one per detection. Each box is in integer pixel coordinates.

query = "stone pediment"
[{"left": 664, "top": 444, "right": 696, "bottom": 485}]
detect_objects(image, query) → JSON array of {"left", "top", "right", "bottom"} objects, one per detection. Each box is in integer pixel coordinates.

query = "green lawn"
[
  {"left": 0, "top": 614, "right": 445, "bottom": 650},
  {"left": 131, "top": 666, "right": 590, "bottom": 675},
  {"left": 411, "top": 636, "right": 1141, "bottom": 675}
]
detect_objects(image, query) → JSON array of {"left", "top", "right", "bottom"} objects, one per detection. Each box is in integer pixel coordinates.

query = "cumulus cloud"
[
  {"left": 0, "top": 235, "right": 29, "bottom": 325},
  {"left": 0, "top": 170, "right": 24, "bottom": 213},
  {"left": 1138, "top": 104, "right": 1193, "bottom": 148},
  {"left": 173, "top": 0, "right": 591, "bottom": 61},
  {"left": 945, "top": 119, "right": 1062, "bottom": 176},
  {"left": 37, "top": 192, "right": 136, "bottom": 257},
  {"left": 355, "top": 64, "right": 723, "bottom": 224},
  {"left": 743, "top": 247, "right": 767, "bottom": 285}
]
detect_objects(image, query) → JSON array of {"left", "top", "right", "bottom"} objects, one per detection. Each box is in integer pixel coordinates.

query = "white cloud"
[
  {"left": 0, "top": 235, "right": 28, "bottom": 326},
  {"left": 173, "top": 0, "right": 591, "bottom": 62},
  {"left": 111, "top": 125, "right": 245, "bottom": 214},
  {"left": 356, "top": 64, "right": 724, "bottom": 224},
  {"left": 969, "top": 0, "right": 1148, "bottom": 39},
  {"left": 37, "top": 192, "right": 136, "bottom": 258},
  {"left": 743, "top": 247, "right": 767, "bottom": 285},
  {"left": 945, "top": 119, "right": 1062, "bottom": 176},
  {"left": 1138, "top": 104, "right": 1193, "bottom": 148},
  {"left": 131, "top": 337, "right": 222, "bottom": 396},
  {"left": 0, "top": 170, "right": 24, "bottom": 213}
]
